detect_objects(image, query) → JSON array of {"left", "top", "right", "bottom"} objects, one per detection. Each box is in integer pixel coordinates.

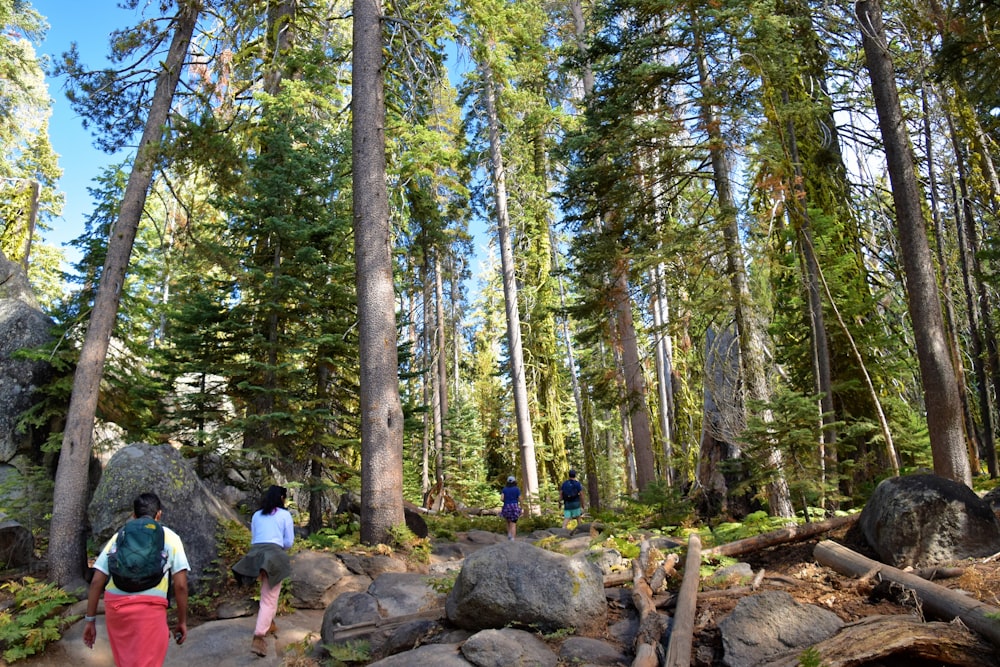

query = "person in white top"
[{"left": 231, "top": 485, "right": 294, "bottom": 657}]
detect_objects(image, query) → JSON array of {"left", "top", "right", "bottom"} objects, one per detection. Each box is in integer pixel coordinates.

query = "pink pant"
[{"left": 255, "top": 572, "right": 282, "bottom": 636}]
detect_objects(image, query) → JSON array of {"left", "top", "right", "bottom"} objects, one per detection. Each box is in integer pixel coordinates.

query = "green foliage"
[
  {"left": 322, "top": 639, "right": 371, "bottom": 665},
  {"left": 386, "top": 524, "right": 431, "bottom": 564},
  {"left": 741, "top": 386, "right": 844, "bottom": 514},
  {"left": 797, "top": 647, "right": 825, "bottom": 667},
  {"left": 426, "top": 573, "right": 457, "bottom": 595},
  {"left": 710, "top": 510, "right": 798, "bottom": 546},
  {"left": 600, "top": 534, "right": 641, "bottom": 560},
  {"left": 699, "top": 554, "right": 739, "bottom": 580},
  {"left": 0, "top": 577, "right": 76, "bottom": 663},
  {"left": 305, "top": 527, "right": 358, "bottom": 553},
  {"left": 0, "top": 464, "right": 52, "bottom": 538},
  {"left": 629, "top": 480, "right": 696, "bottom": 529}
]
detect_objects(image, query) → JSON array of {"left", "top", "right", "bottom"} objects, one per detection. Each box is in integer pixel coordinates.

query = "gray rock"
[
  {"left": 559, "top": 636, "right": 630, "bottom": 666},
  {"left": 710, "top": 562, "right": 753, "bottom": 585},
  {"left": 460, "top": 628, "right": 558, "bottom": 667},
  {"left": 0, "top": 251, "right": 53, "bottom": 463},
  {"left": 369, "top": 619, "right": 443, "bottom": 660},
  {"left": 322, "top": 591, "right": 381, "bottom": 631},
  {"left": 368, "top": 572, "right": 446, "bottom": 617},
  {"left": 367, "top": 643, "right": 473, "bottom": 667},
  {"left": 286, "top": 550, "right": 349, "bottom": 609},
  {"left": 325, "top": 573, "right": 372, "bottom": 599},
  {"left": 560, "top": 535, "right": 594, "bottom": 553},
  {"left": 446, "top": 541, "right": 607, "bottom": 634},
  {"left": 586, "top": 548, "right": 626, "bottom": 576},
  {"left": 719, "top": 590, "right": 843, "bottom": 667},
  {"left": 339, "top": 552, "right": 409, "bottom": 577},
  {"left": 87, "top": 443, "right": 240, "bottom": 590},
  {"left": 0, "top": 518, "right": 31, "bottom": 567},
  {"left": 860, "top": 473, "right": 1000, "bottom": 567}
]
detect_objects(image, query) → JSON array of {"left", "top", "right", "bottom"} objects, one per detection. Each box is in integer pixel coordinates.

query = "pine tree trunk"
[
  {"left": 948, "top": 115, "right": 992, "bottom": 476},
  {"left": 354, "top": 0, "right": 405, "bottom": 544},
  {"left": 481, "top": 65, "right": 540, "bottom": 510},
  {"left": 856, "top": 0, "right": 971, "bottom": 485},
  {"left": 694, "top": 24, "right": 793, "bottom": 517},
  {"left": 922, "top": 83, "right": 983, "bottom": 476},
  {"left": 49, "top": 0, "right": 201, "bottom": 587}
]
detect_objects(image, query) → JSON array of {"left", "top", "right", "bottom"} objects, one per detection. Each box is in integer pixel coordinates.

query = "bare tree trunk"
[
  {"left": 651, "top": 264, "right": 675, "bottom": 485},
  {"left": 354, "top": 0, "right": 405, "bottom": 544},
  {"left": 481, "top": 65, "right": 540, "bottom": 510},
  {"left": 694, "top": 24, "right": 793, "bottom": 517},
  {"left": 856, "top": 0, "right": 971, "bottom": 485},
  {"left": 948, "top": 125, "right": 991, "bottom": 476},
  {"left": 434, "top": 254, "right": 449, "bottom": 479},
  {"left": 49, "top": 0, "right": 201, "bottom": 587},
  {"left": 922, "top": 82, "right": 983, "bottom": 475}
]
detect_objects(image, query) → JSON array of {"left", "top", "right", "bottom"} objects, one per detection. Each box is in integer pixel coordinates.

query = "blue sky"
[{"left": 33, "top": 0, "right": 134, "bottom": 263}]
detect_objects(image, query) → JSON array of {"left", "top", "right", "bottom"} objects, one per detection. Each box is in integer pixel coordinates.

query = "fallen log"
[
  {"left": 631, "top": 540, "right": 666, "bottom": 667},
  {"left": 704, "top": 513, "right": 859, "bottom": 558},
  {"left": 663, "top": 533, "right": 701, "bottom": 667},
  {"left": 814, "top": 539, "right": 1000, "bottom": 648},
  {"left": 760, "top": 614, "right": 1000, "bottom": 667},
  {"left": 328, "top": 607, "right": 446, "bottom": 642}
]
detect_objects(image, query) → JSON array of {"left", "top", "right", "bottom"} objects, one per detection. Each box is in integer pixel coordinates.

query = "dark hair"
[
  {"left": 134, "top": 492, "right": 162, "bottom": 519},
  {"left": 568, "top": 469, "right": 577, "bottom": 478},
  {"left": 261, "top": 485, "right": 287, "bottom": 515},
  {"left": 505, "top": 479, "right": 517, "bottom": 487}
]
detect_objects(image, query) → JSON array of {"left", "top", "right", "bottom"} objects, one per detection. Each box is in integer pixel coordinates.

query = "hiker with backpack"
[
  {"left": 232, "top": 484, "right": 294, "bottom": 658},
  {"left": 560, "top": 469, "right": 585, "bottom": 530},
  {"left": 82, "top": 492, "right": 190, "bottom": 666}
]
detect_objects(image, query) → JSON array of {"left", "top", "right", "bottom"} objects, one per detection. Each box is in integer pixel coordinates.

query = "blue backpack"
[{"left": 562, "top": 479, "right": 582, "bottom": 502}]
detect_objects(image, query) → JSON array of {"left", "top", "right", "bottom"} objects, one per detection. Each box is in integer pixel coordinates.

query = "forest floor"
[
  {"left": 8, "top": 517, "right": 1000, "bottom": 666},
  {"left": 684, "top": 519, "right": 1000, "bottom": 665}
]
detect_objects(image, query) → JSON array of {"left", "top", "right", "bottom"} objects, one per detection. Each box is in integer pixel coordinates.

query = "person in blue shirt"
[
  {"left": 560, "top": 469, "right": 585, "bottom": 529},
  {"left": 232, "top": 485, "right": 295, "bottom": 657},
  {"left": 500, "top": 476, "right": 522, "bottom": 540}
]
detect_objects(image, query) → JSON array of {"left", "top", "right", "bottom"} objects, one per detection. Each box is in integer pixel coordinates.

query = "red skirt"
[{"left": 104, "top": 591, "right": 169, "bottom": 667}]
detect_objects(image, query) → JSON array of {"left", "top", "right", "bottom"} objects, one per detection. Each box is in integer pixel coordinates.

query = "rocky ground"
[{"left": 10, "top": 518, "right": 1000, "bottom": 666}]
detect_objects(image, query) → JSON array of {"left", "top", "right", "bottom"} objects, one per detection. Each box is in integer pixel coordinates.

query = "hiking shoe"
[
  {"left": 251, "top": 635, "right": 267, "bottom": 657},
  {"left": 267, "top": 620, "right": 278, "bottom": 637}
]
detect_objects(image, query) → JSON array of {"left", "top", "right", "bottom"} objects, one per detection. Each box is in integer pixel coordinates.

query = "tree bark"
[
  {"left": 48, "top": 0, "right": 201, "bottom": 588},
  {"left": 703, "top": 512, "right": 859, "bottom": 558},
  {"left": 761, "top": 615, "right": 1000, "bottom": 667},
  {"left": 354, "top": 0, "right": 405, "bottom": 545},
  {"left": 856, "top": 0, "right": 972, "bottom": 485},
  {"left": 693, "top": 21, "right": 793, "bottom": 517},
  {"left": 481, "top": 64, "right": 540, "bottom": 510}
]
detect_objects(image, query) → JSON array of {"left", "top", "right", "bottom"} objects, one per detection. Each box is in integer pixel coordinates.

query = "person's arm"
[
  {"left": 172, "top": 569, "right": 189, "bottom": 644},
  {"left": 82, "top": 570, "right": 108, "bottom": 648}
]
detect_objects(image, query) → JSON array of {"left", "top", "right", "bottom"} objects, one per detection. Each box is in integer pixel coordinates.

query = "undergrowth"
[{"left": 0, "top": 577, "right": 77, "bottom": 663}]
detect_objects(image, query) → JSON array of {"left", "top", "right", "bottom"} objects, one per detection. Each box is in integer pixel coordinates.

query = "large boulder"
[
  {"left": 368, "top": 572, "right": 445, "bottom": 617},
  {"left": 460, "top": 628, "right": 558, "bottom": 667},
  {"left": 718, "top": 590, "right": 844, "bottom": 667},
  {"left": 0, "top": 251, "right": 53, "bottom": 463},
  {"left": 286, "top": 550, "right": 350, "bottom": 609},
  {"left": 445, "top": 541, "right": 606, "bottom": 635},
  {"left": 87, "top": 443, "right": 240, "bottom": 588},
  {"left": 859, "top": 473, "right": 1000, "bottom": 567}
]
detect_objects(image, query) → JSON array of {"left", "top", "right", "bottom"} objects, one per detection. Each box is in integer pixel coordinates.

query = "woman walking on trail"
[
  {"left": 232, "top": 485, "right": 294, "bottom": 657},
  {"left": 500, "top": 476, "right": 522, "bottom": 540}
]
